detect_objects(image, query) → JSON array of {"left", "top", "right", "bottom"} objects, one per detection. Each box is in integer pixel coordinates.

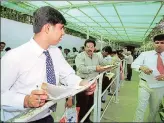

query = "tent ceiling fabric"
[{"left": 1, "top": 1, "right": 164, "bottom": 44}]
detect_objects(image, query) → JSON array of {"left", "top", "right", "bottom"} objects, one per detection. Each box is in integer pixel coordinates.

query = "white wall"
[
  {"left": 1, "top": 17, "right": 85, "bottom": 52},
  {"left": 1, "top": 17, "right": 34, "bottom": 48}
]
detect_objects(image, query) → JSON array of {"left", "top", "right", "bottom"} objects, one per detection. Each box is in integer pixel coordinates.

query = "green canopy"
[{"left": 1, "top": 1, "right": 164, "bottom": 45}]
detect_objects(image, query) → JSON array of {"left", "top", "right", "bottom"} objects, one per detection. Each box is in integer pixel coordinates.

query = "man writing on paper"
[
  {"left": 1, "top": 6, "right": 96, "bottom": 123},
  {"left": 131, "top": 34, "right": 164, "bottom": 122},
  {"left": 75, "top": 39, "right": 111, "bottom": 122}
]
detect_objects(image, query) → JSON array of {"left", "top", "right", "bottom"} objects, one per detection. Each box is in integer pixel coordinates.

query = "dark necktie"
[
  {"left": 44, "top": 50, "right": 56, "bottom": 85},
  {"left": 44, "top": 50, "right": 57, "bottom": 112}
]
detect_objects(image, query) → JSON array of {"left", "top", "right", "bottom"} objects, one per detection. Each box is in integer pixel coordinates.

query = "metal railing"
[
  {"left": 80, "top": 61, "right": 124, "bottom": 122},
  {"left": 5, "top": 60, "right": 126, "bottom": 122}
]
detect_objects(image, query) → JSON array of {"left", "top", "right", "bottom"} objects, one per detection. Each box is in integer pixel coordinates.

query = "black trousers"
[
  {"left": 29, "top": 115, "right": 54, "bottom": 123},
  {"left": 102, "top": 74, "right": 112, "bottom": 93},
  {"left": 76, "top": 91, "right": 93, "bottom": 122},
  {"left": 127, "top": 64, "right": 132, "bottom": 81}
]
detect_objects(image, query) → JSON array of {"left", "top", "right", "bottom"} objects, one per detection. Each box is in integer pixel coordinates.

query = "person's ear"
[{"left": 42, "top": 24, "right": 51, "bottom": 34}]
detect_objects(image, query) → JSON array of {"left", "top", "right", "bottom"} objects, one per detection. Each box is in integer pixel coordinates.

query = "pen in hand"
[{"left": 36, "top": 85, "right": 41, "bottom": 104}]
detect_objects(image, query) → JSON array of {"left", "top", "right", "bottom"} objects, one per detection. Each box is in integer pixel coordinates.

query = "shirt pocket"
[{"left": 16, "top": 60, "right": 45, "bottom": 87}]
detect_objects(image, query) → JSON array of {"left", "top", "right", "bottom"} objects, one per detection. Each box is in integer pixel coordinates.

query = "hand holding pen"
[{"left": 24, "top": 84, "right": 48, "bottom": 108}]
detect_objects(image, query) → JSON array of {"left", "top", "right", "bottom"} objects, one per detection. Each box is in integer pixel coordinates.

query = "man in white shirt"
[
  {"left": 1, "top": 6, "right": 96, "bottom": 123},
  {"left": 63, "top": 48, "right": 71, "bottom": 59},
  {"left": 97, "top": 46, "right": 113, "bottom": 66},
  {"left": 131, "top": 34, "right": 164, "bottom": 122},
  {"left": 124, "top": 51, "right": 133, "bottom": 81}
]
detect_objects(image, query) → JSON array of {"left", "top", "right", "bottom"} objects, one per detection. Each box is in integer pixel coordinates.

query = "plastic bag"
[{"left": 60, "top": 107, "right": 80, "bottom": 123}]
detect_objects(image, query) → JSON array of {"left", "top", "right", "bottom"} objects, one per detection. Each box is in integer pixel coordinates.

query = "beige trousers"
[{"left": 133, "top": 80, "right": 164, "bottom": 122}]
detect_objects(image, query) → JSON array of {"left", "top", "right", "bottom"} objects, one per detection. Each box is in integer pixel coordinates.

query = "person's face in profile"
[
  {"left": 102, "top": 50, "right": 108, "bottom": 57},
  {"left": 47, "top": 23, "right": 65, "bottom": 45},
  {"left": 154, "top": 40, "right": 164, "bottom": 53}
]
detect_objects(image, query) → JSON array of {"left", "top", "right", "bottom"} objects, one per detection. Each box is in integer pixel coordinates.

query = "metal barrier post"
[
  {"left": 124, "top": 60, "right": 127, "bottom": 77},
  {"left": 93, "top": 79, "right": 98, "bottom": 122},
  {"left": 97, "top": 73, "right": 103, "bottom": 122},
  {"left": 121, "top": 60, "right": 126, "bottom": 86},
  {"left": 123, "top": 60, "right": 125, "bottom": 76},
  {"left": 115, "top": 63, "right": 120, "bottom": 103}
]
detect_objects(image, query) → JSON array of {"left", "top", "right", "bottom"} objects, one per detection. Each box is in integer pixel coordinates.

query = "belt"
[{"left": 141, "top": 78, "right": 146, "bottom": 82}]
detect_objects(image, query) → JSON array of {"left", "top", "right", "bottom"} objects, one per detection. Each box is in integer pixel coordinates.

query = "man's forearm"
[{"left": 78, "top": 66, "right": 96, "bottom": 74}]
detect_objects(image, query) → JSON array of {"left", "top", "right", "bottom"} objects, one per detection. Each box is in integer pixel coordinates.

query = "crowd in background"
[
  {"left": 1, "top": 38, "right": 136, "bottom": 122},
  {"left": 56, "top": 39, "right": 134, "bottom": 122},
  {"left": 58, "top": 45, "right": 136, "bottom": 62}
]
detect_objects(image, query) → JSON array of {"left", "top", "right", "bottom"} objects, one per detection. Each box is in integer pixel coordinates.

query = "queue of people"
[{"left": 1, "top": 5, "right": 163, "bottom": 123}]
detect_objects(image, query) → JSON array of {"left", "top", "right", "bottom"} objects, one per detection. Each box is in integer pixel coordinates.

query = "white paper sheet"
[
  {"left": 47, "top": 76, "right": 98, "bottom": 100},
  {"left": 103, "top": 64, "right": 115, "bottom": 69},
  {"left": 140, "top": 72, "right": 164, "bottom": 88}
]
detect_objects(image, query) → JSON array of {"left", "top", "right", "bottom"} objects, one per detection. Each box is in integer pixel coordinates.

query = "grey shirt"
[{"left": 75, "top": 51, "right": 103, "bottom": 79}]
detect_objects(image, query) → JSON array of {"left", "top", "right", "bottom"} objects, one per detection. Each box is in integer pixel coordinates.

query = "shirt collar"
[
  {"left": 29, "top": 38, "right": 45, "bottom": 57},
  {"left": 153, "top": 50, "right": 164, "bottom": 56},
  {"left": 84, "top": 51, "right": 95, "bottom": 58}
]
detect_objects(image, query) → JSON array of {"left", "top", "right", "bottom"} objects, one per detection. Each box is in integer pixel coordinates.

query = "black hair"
[
  {"left": 102, "top": 46, "right": 112, "bottom": 54},
  {"left": 95, "top": 50, "right": 100, "bottom": 53},
  {"left": 0, "top": 42, "right": 6, "bottom": 45},
  {"left": 79, "top": 46, "right": 84, "bottom": 53},
  {"left": 73, "top": 47, "right": 77, "bottom": 52},
  {"left": 33, "top": 6, "right": 66, "bottom": 33},
  {"left": 64, "top": 48, "right": 70, "bottom": 53},
  {"left": 81, "top": 46, "right": 84, "bottom": 50},
  {"left": 67, "top": 49, "right": 70, "bottom": 53},
  {"left": 117, "top": 50, "right": 122, "bottom": 52},
  {"left": 153, "top": 34, "right": 164, "bottom": 42},
  {"left": 58, "top": 46, "right": 62, "bottom": 49},
  {"left": 5, "top": 47, "right": 11, "bottom": 52},
  {"left": 84, "top": 39, "right": 96, "bottom": 47}
]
